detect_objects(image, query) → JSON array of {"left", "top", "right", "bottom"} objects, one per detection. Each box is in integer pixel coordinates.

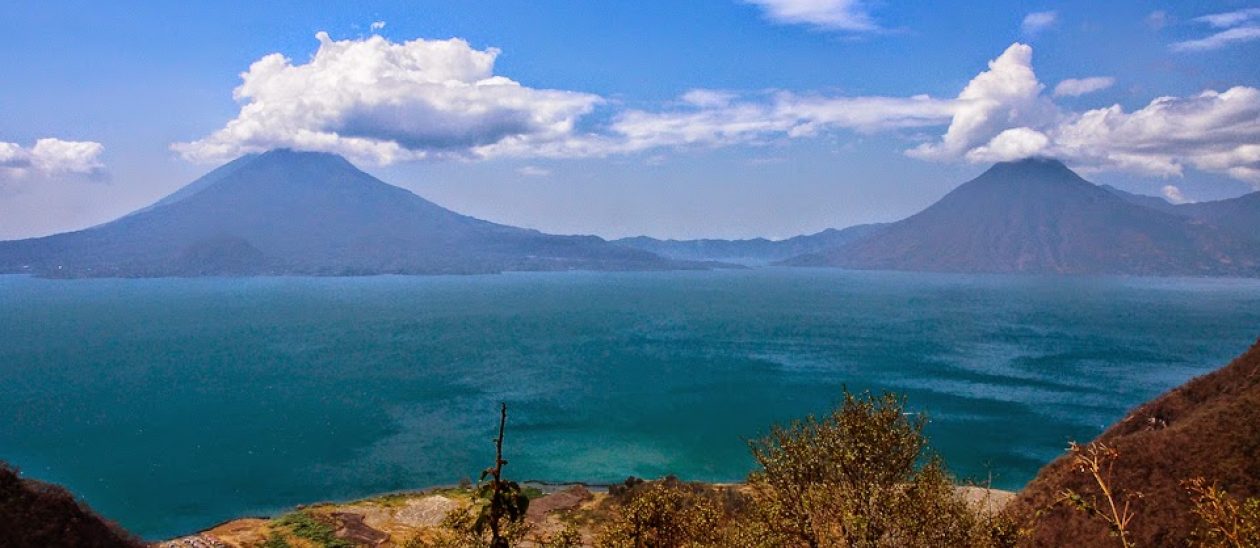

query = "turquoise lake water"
[{"left": 1, "top": 269, "right": 1258, "bottom": 539}]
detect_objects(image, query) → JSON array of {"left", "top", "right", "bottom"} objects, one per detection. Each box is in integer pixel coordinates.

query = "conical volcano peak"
[
  {"left": 999, "top": 156, "right": 1067, "bottom": 168},
  {"left": 246, "top": 148, "right": 358, "bottom": 171},
  {"left": 783, "top": 157, "right": 1260, "bottom": 276},
  {"left": 981, "top": 156, "right": 1078, "bottom": 179},
  {"left": 0, "top": 150, "right": 687, "bottom": 277}
]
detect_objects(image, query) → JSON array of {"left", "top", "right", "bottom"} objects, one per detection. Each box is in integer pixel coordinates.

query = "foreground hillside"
[
  {"left": 1008, "top": 339, "right": 1260, "bottom": 546},
  {"left": 0, "top": 463, "right": 143, "bottom": 548},
  {"left": 155, "top": 482, "right": 1013, "bottom": 547},
  {"left": 785, "top": 158, "right": 1260, "bottom": 276},
  {"left": 0, "top": 150, "right": 695, "bottom": 278}
]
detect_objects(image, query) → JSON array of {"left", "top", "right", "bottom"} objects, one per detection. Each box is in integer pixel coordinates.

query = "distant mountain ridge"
[
  {"left": 0, "top": 150, "right": 703, "bottom": 277},
  {"left": 613, "top": 224, "right": 887, "bottom": 265},
  {"left": 1103, "top": 184, "right": 1260, "bottom": 241},
  {"left": 783, "top": 158, "right": 1260, "bottom": 276},
  {"left": 3, "top": 152, "right": 1256, "bottom": 278}
]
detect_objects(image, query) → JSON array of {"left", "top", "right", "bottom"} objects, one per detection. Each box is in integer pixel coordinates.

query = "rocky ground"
[
  {"left": 156, "top": 482, "right": 1013, "bottom": 548},
  {"left": 156, "top": 483, "right": 605, "bottom": 548}
]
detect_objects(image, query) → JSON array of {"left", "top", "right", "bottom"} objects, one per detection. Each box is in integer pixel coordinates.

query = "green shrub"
[
  {"left": 538, "top": 524, "right": 583, "bottom": 547},
  {"left": 743, "top": 389, "right": 1014, "bottom": 547},
  {"left": 1185, "top": 477, "right": 1260, "bottom": 547},
  {"left": 596, "top": 477, "right": 722, "bottom": 547},
  {"left": 260, "top": 532, "right": 292, "bottom": 548}
]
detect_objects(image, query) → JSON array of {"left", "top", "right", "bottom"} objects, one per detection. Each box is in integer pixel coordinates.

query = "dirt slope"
[{"left": 1008, "top": 339, "right": 1260, "bottom": 546}]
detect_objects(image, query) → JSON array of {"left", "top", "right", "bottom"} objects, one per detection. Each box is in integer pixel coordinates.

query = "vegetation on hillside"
[
  {"left": 0, "top": 462, "right": 144, "bottom": 548},
  {"left": 1009, "top": 339, "right": 1260, "bottom": 546}
]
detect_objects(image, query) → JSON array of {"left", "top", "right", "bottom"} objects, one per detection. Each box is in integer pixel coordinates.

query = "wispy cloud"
[
  {"left": 1053, "top": 76, "right": 1115, "bottom": 97},
  {"left": 1172, "top": 7, "right": 1260, "bottom": 52},
  {"left": 1172, "top": 26, "right": 1260, "bottom": 52},
  {"left": 1021, "top": 11, "right": 1058, "bottom": 36},
  {"left": 1195, "top": 7, "right": 1260, "bottom": 28},
  {"left": 516, "top": 165, "right": 551, "bottom": 177},
  {"left": 370, "top": 21, "right": 386, "bottom": 32},
  {"left": 743, "top": 0, "right": 879, "bottom": 31}
]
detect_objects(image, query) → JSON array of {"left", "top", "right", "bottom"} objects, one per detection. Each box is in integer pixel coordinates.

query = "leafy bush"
[
  {"left": 1185, "top": 477, "right": 1260, "bottom": 547},
  {"left": 596, "top": 477, "right": 722, "bottom": 547},
  {"left": 538, "top": 524, "right": 583, "bottom": 547},
  {"left": 742, "top": 389, "right": 1014, "bottom": 547}
]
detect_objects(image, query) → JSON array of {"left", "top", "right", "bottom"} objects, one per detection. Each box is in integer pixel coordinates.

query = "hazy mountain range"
[
  {"left": 612, "top": 224, "right": 886, "bottom": 265},
  {"left": 0, "top": 152, "right": 1256, "bottom": 278},
  {"left": 0, "top": 150, "right": 704, "bottom": 277},
  {"left": 1106, "top": 185, "right": 1260, "bottom": 244},
  {"left": 786, "top": 158, "right": 1260, "bottom": 276}
]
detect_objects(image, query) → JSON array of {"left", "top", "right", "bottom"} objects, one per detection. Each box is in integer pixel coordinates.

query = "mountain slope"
[
  {"left": 1176, "top": 191, "right": 1260, "bottom": 243},
  {"left": 1099, "top": 184, "right": 1181, "bottom": 214},
  {"left": 0, "top": 150, "right": 694, "bottom": 277},
  {"left": 1, "top": 463, "right": 144, "bottom": 548},
  {"left": 614, "top": 223, "right": 887, "bottom": 265},
  {"left": 783, "top": 158, "right": 1260, "bottom": 276},
  {"left": 1104, "top": 185, "right": 1260, "bottom": 243},
  {"left": 1008, "top": 339, "right": 1260, "bottom": 546}
]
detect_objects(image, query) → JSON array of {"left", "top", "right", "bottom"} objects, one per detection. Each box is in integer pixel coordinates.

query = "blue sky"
[{"left": 2, "top": 1, "right": 1259, "bottom": 240}]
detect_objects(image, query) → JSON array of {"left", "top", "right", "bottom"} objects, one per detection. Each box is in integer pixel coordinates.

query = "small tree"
[
  {"left": 478, "top": 402, "right": 530, "bottom": 547},
  {"left": 1054, "top": 442, "right": 1140, "bottom": 548},
  {"left": 439, "top": 403, "right": 531, "bottom": 547}
]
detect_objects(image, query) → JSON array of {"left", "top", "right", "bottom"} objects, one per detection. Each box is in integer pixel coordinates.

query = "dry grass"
[{"left": 1007, "top": 339, "right": 1260, "bottom": 546}]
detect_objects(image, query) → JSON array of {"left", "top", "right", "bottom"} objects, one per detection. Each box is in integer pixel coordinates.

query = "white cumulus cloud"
[
  {"left": 890, "top": 44, "right": 1260, "bottom": 186},
  {"left": 1053, "top": 76, "right": 1116, "bottom": 97},
  {"left": 0, "top": 138, "right": 105, "bottom": 178},
  {"left": 744, "top": 0, "right": 879, "bottom": 31},
  {"left": 965, "top": 128, "right": 1051, "bottom": 163},
  {"left": 174, "top": 34, "right": 1260, "bottom": 188},
  {"left": 1021, "top": 11, "right": 1058, "bottom": 36},
  {"left": 1050, "top": 87, "right": 1260, "bottom": 183},
  {"left": 173, "top": 32, "right": 603, "bottom": 165},
  {"left": 907, "top": 43, "right": 1053, "bottom": 161}
]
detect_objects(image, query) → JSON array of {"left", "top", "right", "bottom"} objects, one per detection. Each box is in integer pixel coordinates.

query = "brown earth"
[
  {"left": 1007, "top": 338, "right": 1260, "bottom": 546},
  {"left": 0, "top": 462, "right": 145, "bottom": 548}
]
